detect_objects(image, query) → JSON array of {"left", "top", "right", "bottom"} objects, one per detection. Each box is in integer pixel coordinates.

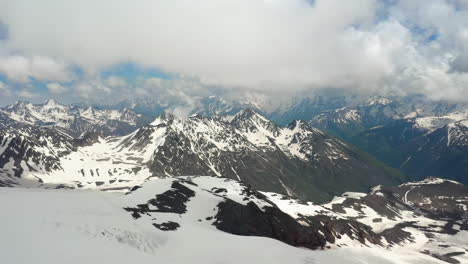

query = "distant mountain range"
[
  {"left": 1, "top": 99, "right": 153, "bottom": 136},
  {"left": 304, "top": 96, "right": 468, "bottom": 184}
]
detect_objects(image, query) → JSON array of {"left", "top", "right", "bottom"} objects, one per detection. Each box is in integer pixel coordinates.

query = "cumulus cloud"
[
  {"left": 0, "top": 55, "right": 72, "bottom": 83},
  {"left": 74, "top": 80, "right": 111, "bottom": 99},
  {"left": 105, "top": 76, "right": 128, "bottom": 88},
  {"left": 46, "top": 83, "right": 66, "bottom": 94},
  {"left": 17, "top": 89, "right": 37, "bottom": 99},
  {"left": 0, "top": 0, "right": 467, "bottom": 101}
]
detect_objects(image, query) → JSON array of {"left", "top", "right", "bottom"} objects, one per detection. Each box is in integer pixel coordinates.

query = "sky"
[{"left": 0, "top": 0, "right": 467, "bottom": 109}]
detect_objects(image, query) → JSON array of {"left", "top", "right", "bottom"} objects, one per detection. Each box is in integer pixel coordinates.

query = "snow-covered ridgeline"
[{"left": 0, "top": 100, "right": 151, "bottom": 136}]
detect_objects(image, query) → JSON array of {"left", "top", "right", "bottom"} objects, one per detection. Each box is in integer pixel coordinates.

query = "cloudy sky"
[{"left": 0, "top": 0, "right": 467, "bottom": 107}]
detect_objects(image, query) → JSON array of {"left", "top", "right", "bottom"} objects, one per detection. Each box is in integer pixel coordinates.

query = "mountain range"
[
  {"left": 106, "top": 94, "right": 468, "bottom": 184},
  {"left": 308, "top": 97, "right": 468, "bottom": 184},
  {"left": 0, "top": 100, "right": 403, "bottom": 202},
  {"left": 1, "top": 99, "right": 153, "bottom": 136},
  {"left": 1, "top": 97, "right": 468, "bottom": 263}
]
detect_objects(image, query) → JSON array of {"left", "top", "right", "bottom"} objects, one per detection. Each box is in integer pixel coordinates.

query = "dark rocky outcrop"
[
  {"left": 213, "top": 200, "right": 328, "bottom": 249},
  {"left": 213, "top": 199, "right": 381, "bottom": 250},
  {"left": 153, "top": 221, "right": 180, "bottom": 231},
  {"left": 124, "top": 181, "right": 195, "bottom": 218}
]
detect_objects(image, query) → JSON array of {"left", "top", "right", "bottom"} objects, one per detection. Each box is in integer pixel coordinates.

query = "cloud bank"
[{"left": 0, "top": 0, "right": 467, "bottom": 105}]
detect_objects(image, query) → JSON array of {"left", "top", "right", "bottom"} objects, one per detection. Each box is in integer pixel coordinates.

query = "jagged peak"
[
  {"left": 150, "top": 111, "right": 177, "bottom": 126},
  {"left": 149, "top": 111, "right": 220, "bottom": 128},
  {"left": 364, "top": 96, "right": 392, "bottom": 106},
  {"left": 286, "top": 120, "right": 310, "bottom": 130},
  {"left": 235, "top": 107, "right": 262, "bottom": 118},
  {"left": 159, "top": 111, "right": 177, "bottom": 120},
  {"left": 42, "top": 99, "right": 67, "bottom": 109},
  {"left": 229, "top": 108, "right": 272, "bottom": 126},
  {"left": 8, "top": 100, "right": 33, "bottom": 109},
  {"left": 84, "top": 106, "right": 95, "bottom": 112},
  {"left": 44, "top": 99, "right": 57, "bottom": 106},
  {"left": 228, "top": 108, "right": 282, "bottom": 137}
]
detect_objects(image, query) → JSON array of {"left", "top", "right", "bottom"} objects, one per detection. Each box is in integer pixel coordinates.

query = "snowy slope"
[
  {"left": 412, "top": 109, "right": 468, "bottom": 134},
  {"left": 0, "top": 176, "right": 465, "bottom": 264},
  {"left": 323, "top": 177, "right": 468, "bottom": 264}
]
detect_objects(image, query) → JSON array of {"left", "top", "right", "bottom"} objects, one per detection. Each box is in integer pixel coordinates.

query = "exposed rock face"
[
  {"left": 153, "top": 221, "right": 180, "bottom": 231},
  {"left": 124, "top": 181, "right": 195, "bottom": 218},
  {"left": 214, "top": 200, "right": 329, "bottom": 249},
  {"left": 213, "top": 200, "right": 380, "bottom": 250}
]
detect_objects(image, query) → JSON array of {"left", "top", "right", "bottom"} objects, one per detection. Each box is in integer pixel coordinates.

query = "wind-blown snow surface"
[{"left": 1, "top": 176, "right": 466, "bottom": 264}]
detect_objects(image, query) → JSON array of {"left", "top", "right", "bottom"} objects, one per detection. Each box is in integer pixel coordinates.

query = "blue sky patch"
[
  {"left": 0, "top": 22, "right": 8, "bottom": 40},
  {"left": 101, "top": 63, "right": 171, "bottom": 80}
]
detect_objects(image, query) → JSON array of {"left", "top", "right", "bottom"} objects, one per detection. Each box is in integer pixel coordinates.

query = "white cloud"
[
  {"left": 0, "top": 55, "right": 72, "bottom": 83},
  {"left": 17, "top": 89, "right": 37, "bottom": 99},
  {"left": 0, "top": 0, "right": 467, "bottom": 101},
  {"left": 105, "top": 76, "right": 128, "bottom": 88},
  {"left": 46, "top": 83, "right": 66, "bottom": 94},
  {"left": 74, "top": 79, "right": 111, "bottom": 100}
]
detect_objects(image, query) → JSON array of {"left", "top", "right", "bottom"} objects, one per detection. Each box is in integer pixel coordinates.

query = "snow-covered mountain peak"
[
  {"left": 234, "top": 107, "right": 261, "bottom": 118},
  {"left": 9, "top": 100, "right": 34, "bottom": 109},
  {"left": 149, "top": 112, "right": 178, "bottom": 126},
  {"left": 446, "top": 119, "right": 468, "bottom": 147},
  {"left": 286, "top": 119, "right": 315, "bottom": 132},
  {"left": 230, "top": 108, "right": 280, "bottom": 136},
  {"left": 364, "top": 96, "right": 392, "bottom": 106},
  {"left": 42, "top": 99, "right": 62, "bottom": 108},
  {"left": 81, "top": 106, "right": 96, "bottom": 115},
  {"left": 412, "top": 109, "right": 468, "bottom": 130}
]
